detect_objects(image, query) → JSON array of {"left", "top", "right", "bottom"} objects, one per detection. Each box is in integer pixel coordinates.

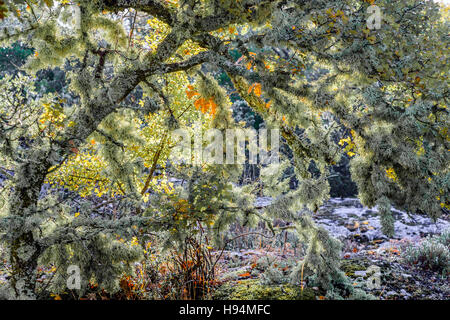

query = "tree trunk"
[
  {"left": 10, "top": 232, "right": 42, "bottom": 299},
  {"left": 7, "top": 155, "right": 49, "bottom": 299}
]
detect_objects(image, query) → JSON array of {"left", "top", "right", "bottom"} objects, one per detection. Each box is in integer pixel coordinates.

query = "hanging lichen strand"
[{"left": 0, "top": 0, "right": 448, "bottom": 299}]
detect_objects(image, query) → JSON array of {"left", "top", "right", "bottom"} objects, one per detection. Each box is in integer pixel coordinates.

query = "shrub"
[
  {"left": 403, "top": 229, "right": 450, "bottom": 274},
  {"left": 434, "top": 228, "right": 450, "bottom": 247}
]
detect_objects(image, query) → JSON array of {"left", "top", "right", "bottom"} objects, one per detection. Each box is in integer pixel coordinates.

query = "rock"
[
  {"left": 254, "top": 197, "right": 272, "bottom": 208},
  {"left": 345, "top": 223, "right": 359, "bottom": 232},
  {"left": 314, "top": 198, "right": 449, "bottom": 243},
  {"left": 354, "top": 271, "right": 367, "bottom": 277}
]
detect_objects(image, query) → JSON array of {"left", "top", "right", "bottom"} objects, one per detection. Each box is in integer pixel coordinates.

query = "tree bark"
[{"left": 8, "top": 154, "right": 50, "bottom": 299}]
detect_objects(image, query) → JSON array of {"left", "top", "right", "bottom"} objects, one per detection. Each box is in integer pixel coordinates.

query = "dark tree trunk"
[{"left": 7, "top": 155, "right": 49, "bottom": 299}]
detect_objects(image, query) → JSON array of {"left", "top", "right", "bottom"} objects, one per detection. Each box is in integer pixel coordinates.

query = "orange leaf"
[
  {"left": 201, "top": 99, "right": 209, "bottom": 114},
  {"left": 209, "top": 99, "right": 217, "bottom": 116},
  {"left": 238, "top": 272, "right": 251, "bottom": 278},
  {"left": 248, "top": 83, "right": 255, "bottom": 94},
  {"left": 194, "top": 97, "right": 217, "bottom": 116},
  {"left": 194, "top": 98, "right": 204, "bottom": 110},
  {"left": 253, "top": 83, "right": 262, "bottom": 97},
  {"left": 248, "top": 83, "right": 262, "bottom": 96},
  {"left": 186, "top": 90, "right": 200, "bottom": 99}
]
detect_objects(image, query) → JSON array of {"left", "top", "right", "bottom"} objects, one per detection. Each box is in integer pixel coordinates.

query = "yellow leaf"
[
  {"left": 367, "top": 36, "right": 376, "bottom": 44},
  {"left": 386, "top": 168, "right": 398, "bottom": 181}
]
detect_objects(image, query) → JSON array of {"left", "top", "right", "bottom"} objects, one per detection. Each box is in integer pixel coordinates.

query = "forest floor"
[
  {"left": 213, "top": 198, "right": 449, "bottom": 300},
  {"left": 0, "top": 198, "right": 448, "bottom": 300}
]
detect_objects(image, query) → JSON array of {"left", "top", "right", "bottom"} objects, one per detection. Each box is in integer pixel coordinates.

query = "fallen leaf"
[{"left": 238, "top": 272, "right": 251, "bottom": 278}]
